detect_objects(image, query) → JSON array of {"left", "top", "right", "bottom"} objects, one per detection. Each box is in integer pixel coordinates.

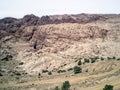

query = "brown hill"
[{"left": 0, "top": 14, "right": 120, "bottom": 90}]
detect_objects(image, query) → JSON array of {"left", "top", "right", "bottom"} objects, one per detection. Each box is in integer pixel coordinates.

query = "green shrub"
[
  {"left": 103, "top": 85, "right": 113, "bottom": 90},
  {"left": 78, "top": 60, "right": 82, "bottom": 65},
  {"left": 74, "top": 66, "right": 82, "bottom": 74},
  {"left": 84, "top": 58, "right": 90, "bottom": 63},
  {"left": 57, "top": 70, "right": 66, "bottom": 73},
  {"left": 54, "top": 86, "right": 60, "bottom": 90},
  {"left": 91, "top": 58, "right": 96, "bottom": 63},
  {"left": 19, "top": 62, "right": 24, "bottom": 65},
  {"left": 42, "top": 69, "right": 48, "bottom": 73},
  {"left": 61, "top": 81, "right": 71, "bottom": 90},
  {"left": 67, "top": 68, "right": 73, "bottom": 71},
  {"left": 48, "top": 71, "right": 52, "bottom": 75}
]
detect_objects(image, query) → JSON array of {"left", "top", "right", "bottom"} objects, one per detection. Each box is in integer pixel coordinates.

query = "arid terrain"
[{"left": 0, "top": 14, "right": 120, "bottom": 90}]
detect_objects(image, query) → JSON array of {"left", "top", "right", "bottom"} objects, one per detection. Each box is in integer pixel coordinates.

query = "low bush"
[
  {"left": 103, "top": 84, "right": 113, "bottom": 90},
  {"left": 42, "top": 69, "right": 48, "bottom": 73},
  {"left": 117, "top": 58, "right": 120, "bottom": 60},
  {"left": 107, "top": 57, "right": 112, "bottom": 60},
  {"left": 0, "top": 73, "right": 3, "bottom": 76},
  {"left": 19, "top": 62, "right": 24, "bottom": 65},
  {"left": 91, "top": 58, "right": 96, "bottom": 63},
  {"left": 113, "top": 56, "right": 116, "bottom": 59},
  {"left": 67, "top": 68, "right": 73, "bottom": 71},
  {"left": 84, "top": 58, "right": 90, "bottom": 63},
  {"left": 57, "top": 70, "right": 66, "bottom": 73},
  {"left": 14, "top": 71, "right": 21, "bottom": 76},
  {"left": 54, "top": 86, "right": 60, "bottom": 90},
  {"left": 74, "top": 66, "right": 82, "bottom": 74},
  {"left": 48, "top": 71, "right": 52, "bottom": 75},
  {"left": 38, "top": 73, "right": 41, "bottom": 78},
  {"left": 61, "top": 81, "right": 71, "bottom": 90},
  {"left": 101, "top": 57, "right": 104, "bottom": 61},
  {"left": 78, "top": 60, "right": 82, "bottom": 65}
]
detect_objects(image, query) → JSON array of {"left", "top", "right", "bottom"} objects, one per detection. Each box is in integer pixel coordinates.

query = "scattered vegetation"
[
  {"left": 113, "top": 56, "right": 116, "bottom": 59},
  {"left": 103, "top": 84, "right": 113, "bottom": 90},
  {"left": 0, "top": 73, "right": 3, "bottom": 76},
  {"left": 78, "top": 60, "right": 82, "bottom": 65},
  {"left": 13, "top": 71, "right": 21, "bottom": 76},
  {"left": 73, "top": 66, "right": 82, "bottom": 74},
  {"left": 90, "top": 57, "right": 99, "bottom": 63},
  {"left": 61, "top": 81, "right": 71, "bottom": 90},
  {"left": 42, "top": 69, "right": 48, "bottom": 73},
  {"left": 84, "top": 58, "right": 90, "bottom": 63},
  {"left": 54, "top": 86, "right": 60, "bottom": 90},
  {"left": 91, "top": 58, "right": 96, "bottom": 63},
  {"left": 19, "top": 62, "right": 24, "bottom": 65},
  {"left": 38, "top": 73, "right": 41, "bottom": 78},
  {"left": 67, "top": 68, "right": 73, "bottom": 71},
  {"left": 101, "top": 57, "right": 104, "bottom": 61},
  {"left": 57, "top": 70, "right": 66, "bottom": 73},
  {"left": 1, "top": 54, "right": 13, "bottom": 61},
  {"left": 117, "top": 58, "right": 120, "bottom": 60},
  {"left": 48, "top": 71, "right": 52, "bottom": 75},
  {"left": 107, "top": 57, "right": 112, "bottom": 60}
]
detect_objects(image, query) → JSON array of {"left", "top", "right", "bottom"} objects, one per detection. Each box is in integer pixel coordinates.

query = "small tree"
[
  {"left": 78, "top": 60, "right": 82, "bottom": 65},
  {"left": 103, "top": 85, "right": 113, "bottom": 90},
  {"left": 74, "top": 66, "right": 82, "bottom": 74},
  {"left": 48, "top": 71, "right": 52, "bottom": 75},
  {"left": 61, "top": 81, "right": 71, "bottom": 90}
]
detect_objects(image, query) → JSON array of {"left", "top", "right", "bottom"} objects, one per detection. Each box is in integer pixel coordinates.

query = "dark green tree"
[
  {"left": 74, "top": 66, "right": 82, "bottom": 74},
  {"left": 61, "top": 81, "right": 71, "bottom": 90},
  {"left": 103, "top": 85, "right": 113, "bottom": 90},
  {"left": 78, "top": 60, "right": 82, "bottom": 65}
]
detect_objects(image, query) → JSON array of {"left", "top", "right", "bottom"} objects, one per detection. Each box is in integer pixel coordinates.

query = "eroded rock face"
[
  {"left": 0, "top": 14, "right": 120, "bottom": 74},
  {"left": 13, "top": 22, "right": 120, "bottom": 74},
  {"left": 20, "top": 23, "right": 112, "bottom": 52}
]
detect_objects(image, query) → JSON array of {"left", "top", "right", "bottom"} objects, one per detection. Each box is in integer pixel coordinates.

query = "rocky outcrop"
[
  {"left": 1, "top": 13, "right": 120, "bottom": 39},
  {"left": 0, "top": 14, "right": 120, "bottom": 74}
]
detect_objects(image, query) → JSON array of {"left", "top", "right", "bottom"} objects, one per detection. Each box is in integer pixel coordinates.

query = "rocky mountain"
[{"left": 0, "top": 14, "right": 120, "bottom": 90}]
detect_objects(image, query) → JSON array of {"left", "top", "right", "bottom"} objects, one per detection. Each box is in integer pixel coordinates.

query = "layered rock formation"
[{"left": 0, "top": 14, "right": 120, "bottom": 74}]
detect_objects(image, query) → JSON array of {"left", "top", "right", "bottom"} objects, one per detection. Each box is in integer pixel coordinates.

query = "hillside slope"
[{"left": 0, "top": 14, "right": 120, "bottom": 90}]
